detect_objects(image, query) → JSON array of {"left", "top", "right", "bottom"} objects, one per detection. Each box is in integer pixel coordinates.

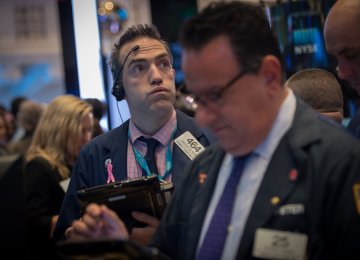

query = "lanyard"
[{"left": 128, "top": 127, "right": 177, "bottom": 181}]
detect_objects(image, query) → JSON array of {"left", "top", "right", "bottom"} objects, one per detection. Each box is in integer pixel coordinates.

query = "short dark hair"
[
  {"left": 108, "top": 24, "right": 173, "bottom": 78},
  {"left": 179, "top": 1, "right": 283, "bottom": 74},
  {"left": 286, "top": 68, "right": 344, "bottom": 114},
  {"left": 84, "top": 98, "right": 104, "bottom": 120},
  {"left": 11, "top": 96, "right": 27, "bottom": 118}
]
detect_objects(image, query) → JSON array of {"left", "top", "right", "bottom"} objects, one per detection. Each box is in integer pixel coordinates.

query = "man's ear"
[
  {"left": 260, "top": 55, "right": 282, "bottom": 85},
  {"left": 259, "top": 55, "right": 282, "bottom": 93}
]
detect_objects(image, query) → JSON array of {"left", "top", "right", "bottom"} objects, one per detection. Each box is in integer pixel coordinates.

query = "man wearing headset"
[{"left": 54, "top": 24, "right": 213, "bottom": 245}]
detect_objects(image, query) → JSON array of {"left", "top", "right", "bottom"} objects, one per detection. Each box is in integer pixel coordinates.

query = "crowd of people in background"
[
  {"left": 0, "top": 95, "right": 104, "bottom": 258},
  {"left": 0, "top": 96, "right": 107, "bottom": 155}
]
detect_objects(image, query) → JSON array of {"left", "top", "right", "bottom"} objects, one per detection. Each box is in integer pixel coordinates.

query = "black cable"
[
  {"left": 116, "top": 101, "right": 124, "bottom": 124},
  {"left": 113, "top": 45, "right": 140, "bottom": 88}
]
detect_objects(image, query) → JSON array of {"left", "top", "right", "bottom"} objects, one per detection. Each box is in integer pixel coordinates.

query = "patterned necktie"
[
  {"left": 196, "top": 154, "right": 251, "bottom": 260},
  {"left": 140, "top": 137, "right": 159, "bottom": 176}
]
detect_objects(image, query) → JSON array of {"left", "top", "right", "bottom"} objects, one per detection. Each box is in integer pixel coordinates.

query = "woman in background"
[
  {"left": 24, "top": 95, "right": 93, "bottom": 259},
  {"left": 7, "top": 100, "right": 45, "bottom": 155}
]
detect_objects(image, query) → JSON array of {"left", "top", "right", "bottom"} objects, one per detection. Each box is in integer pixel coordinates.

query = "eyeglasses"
[{"left": 179, "top": 69, "right": 250, "bottom": 111}]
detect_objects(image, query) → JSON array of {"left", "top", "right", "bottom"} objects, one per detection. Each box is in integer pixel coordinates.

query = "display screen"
[{"left": 286, "top": 11, "right": 328, "bottom": 73}]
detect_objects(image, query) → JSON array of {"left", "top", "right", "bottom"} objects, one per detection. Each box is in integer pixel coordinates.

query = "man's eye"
[
  {"left": 132, "top": 64, "right": 145, "bottom": 73},
  {"left": 159, "top": 60, "right": 171, "bottom": 69}
]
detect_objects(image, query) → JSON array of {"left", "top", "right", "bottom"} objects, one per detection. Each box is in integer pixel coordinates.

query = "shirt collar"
[
  {"left": 129, "top": 109, "right": 177, "bottom": 146},
  {"left": 254, "top": 88, "right": 296, "bottom": 160}
]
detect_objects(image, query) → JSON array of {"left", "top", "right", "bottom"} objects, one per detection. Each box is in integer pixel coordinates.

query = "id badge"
[
  {"left": 174, "top": 131, "right": 205, "bottom": 160},
  {"left": 252, "top": 228, "right": 308, "bottom": 260}
]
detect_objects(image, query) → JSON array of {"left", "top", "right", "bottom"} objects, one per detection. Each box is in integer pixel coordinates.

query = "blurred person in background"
[
  {"left": 9, "top": 96, "right": 28, "bottom": 141},
  {"left": 0, "top": 104, "right": 5, "bottom": 111},
  {"left": 286, "top": 68, "right": 344, "bottom": 125},
  {"left": 24, "top": 95, "right": 93, "bottom": 259},
  {"left": 324, "top": 0, "right": 360, "bottom": 137},
  {"left": 0, "top": 109, "right": 11, "bottom": 155},
  {"left": 7, "top": 100, "right": 45, "bottom": 155},
  {"left": 84, "top": 98, "right": 106, "bottom": 138}
]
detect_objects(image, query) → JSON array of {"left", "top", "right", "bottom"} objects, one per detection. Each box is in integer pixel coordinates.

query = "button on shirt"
[
  {"left": 196, "top": 89, "right": 297, "bottom": 260},
  {"left": 127, "top": 109, "right": 177, "bottom": 182}
]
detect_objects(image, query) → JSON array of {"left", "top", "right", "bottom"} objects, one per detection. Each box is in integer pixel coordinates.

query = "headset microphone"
[{"left": 112, "top": 45, "right": 140, "bottom": 101}]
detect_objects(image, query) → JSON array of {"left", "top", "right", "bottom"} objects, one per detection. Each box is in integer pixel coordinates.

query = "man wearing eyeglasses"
[{"left": 69, "top": 2, "right": 360, "bottom": 259}]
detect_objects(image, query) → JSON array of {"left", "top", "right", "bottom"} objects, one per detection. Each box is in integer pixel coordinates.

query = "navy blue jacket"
[{"left": 54, "top": 110, "right": 214, "bottom": 241}]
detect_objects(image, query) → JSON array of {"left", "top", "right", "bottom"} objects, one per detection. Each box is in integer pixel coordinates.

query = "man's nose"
[{"left": 149, "top": 64, "right": 163, "bottom": 86}]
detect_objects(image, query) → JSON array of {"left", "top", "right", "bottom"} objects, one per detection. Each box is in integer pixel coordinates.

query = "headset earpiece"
[{"left": 111, "top": 68, "right": 125, "bottom": 101}]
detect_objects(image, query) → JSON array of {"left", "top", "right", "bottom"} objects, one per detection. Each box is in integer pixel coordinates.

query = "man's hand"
[
  {"left": 65, "top": 226, "right": 74, "bottom": 240},
  {"left": 70, "top": 203, "right": 129, "bottom": 241},
  {"left": 130, "top": 211, "right": 160, "bottom": 245}
]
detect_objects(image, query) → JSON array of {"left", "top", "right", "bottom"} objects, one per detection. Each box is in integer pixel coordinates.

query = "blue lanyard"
[{"left": 128, "top": 127, "right": 177, "bottom": 181}]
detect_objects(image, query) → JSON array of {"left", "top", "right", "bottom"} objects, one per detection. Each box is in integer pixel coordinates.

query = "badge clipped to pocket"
[
  {"left": 252, "top": 228, "right": 308, "bottom": 260},
  {"left": 174, "top": 131, "right": 205, "bottom": 160}
]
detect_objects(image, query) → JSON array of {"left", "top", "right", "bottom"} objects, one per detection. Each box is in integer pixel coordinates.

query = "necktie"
[
  {"left": 196, "top": 154, "right": 251, "bottom": 260},
  {"left": 140, "top": 137, "right": 159, "bottom": 176}
]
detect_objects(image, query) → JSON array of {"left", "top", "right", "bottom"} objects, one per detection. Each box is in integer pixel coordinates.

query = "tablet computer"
[{"left": 76, "top": 176, "right": 174, "bottom": 231}]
